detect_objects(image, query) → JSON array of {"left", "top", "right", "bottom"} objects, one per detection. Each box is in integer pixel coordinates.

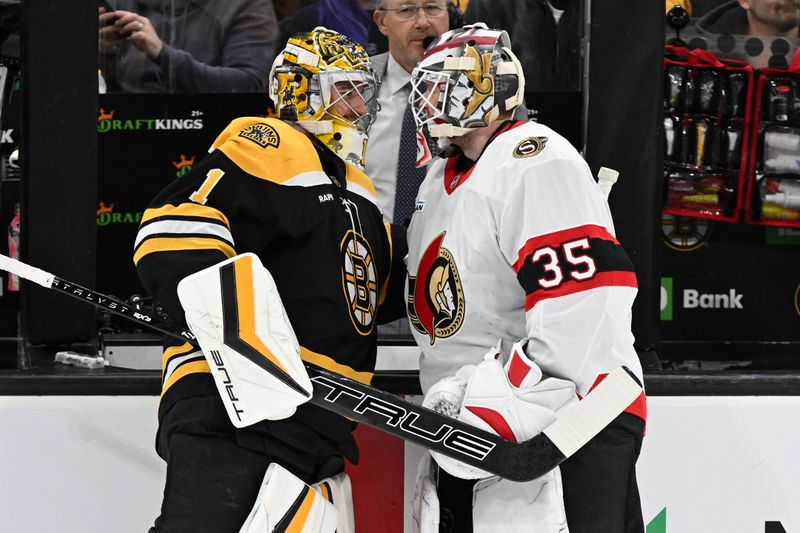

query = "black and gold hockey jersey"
[{"left": 134, "top": 117, "right": 406, "bottom": 464}]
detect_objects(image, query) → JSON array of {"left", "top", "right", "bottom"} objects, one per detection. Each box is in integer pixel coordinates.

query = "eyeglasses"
[{"left": 379, "top": 4, "right": 447, "bottom": 20}]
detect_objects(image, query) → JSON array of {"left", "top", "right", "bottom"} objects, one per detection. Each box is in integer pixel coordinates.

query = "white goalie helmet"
[{"left": 409, "top": 23, "right": 525, "bottom": 166}]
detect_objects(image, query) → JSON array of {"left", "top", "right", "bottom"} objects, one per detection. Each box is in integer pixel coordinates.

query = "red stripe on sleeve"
[
  {"left": 524, "top": 271, "right": 638, "bottom": 310},
  {"left": 513, "top": 224, "right": 619, "bottom": 273}
]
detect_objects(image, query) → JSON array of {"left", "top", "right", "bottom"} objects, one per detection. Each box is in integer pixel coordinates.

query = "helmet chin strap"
[
  {"left": 429, "top": 123, "right": 472, "bottom": 138},
  {"left": 298, "top": 120, "right": 334, "bottom": 135}
]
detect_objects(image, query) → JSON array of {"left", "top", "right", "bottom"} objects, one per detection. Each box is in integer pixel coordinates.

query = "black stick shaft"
[{"left": 38, "top": 272, "right": 551, "bottom": 480}]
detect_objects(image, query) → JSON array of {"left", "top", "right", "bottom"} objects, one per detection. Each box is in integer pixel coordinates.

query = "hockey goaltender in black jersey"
[{"left": 134, "top": 115, "right": 406, "bottom": 493}]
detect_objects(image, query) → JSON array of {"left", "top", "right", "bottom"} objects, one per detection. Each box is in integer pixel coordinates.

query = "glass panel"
[
  {"left": 98, "top": 0, "right": 280, "bottom": 93},
  {"left": 666, "top": 0, "right": 800, "bottom": 69},
  {"left": 462, "top": 0, "right": 584, "bottom": 92},
  {"left": 0, "top": 2, "right": 22, "bottom": 369}
]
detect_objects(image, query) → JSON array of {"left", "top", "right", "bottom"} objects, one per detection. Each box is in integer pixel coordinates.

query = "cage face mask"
[
  {"left": 269, "top": 27, "right": 380, "bottom": 168},
  {"left": 409, "top": 23, "right": 525, "bottom": 166}
]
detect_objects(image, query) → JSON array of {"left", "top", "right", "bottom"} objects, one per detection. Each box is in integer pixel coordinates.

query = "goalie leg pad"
[
  {"left": 238, "top": 463, "right": 339, "bottom": 533},
  {"left": 411, "top": 452, "right": 440, "bottom": 533},
  {"left": 177, "top": 253, "right": 313, "bottom": 427},
  {"left": 313, "top": 472, "right": 355, "bottom": 533},
  {"left": 472, "top": 467, "right": 569, "bottom": 532},
  {"left": 412, "top": 452, "right": 570, "bottom": 533}
]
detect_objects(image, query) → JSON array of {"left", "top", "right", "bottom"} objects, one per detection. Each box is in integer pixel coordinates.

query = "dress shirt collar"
[{"left": 385, "top": 54, "right": 412, "bottom": 96}]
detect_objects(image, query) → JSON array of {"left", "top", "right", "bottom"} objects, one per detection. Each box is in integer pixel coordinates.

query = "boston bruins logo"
[
  {"left": 341, "top": 230, "right": 377, "bottom": 336},
  {"left": 407, "top": 232, "right": 465, "bottom": 344},
  {"left": 661, "top": 214, "right": 712, "bottom": 251},
  {"left": 794, "top": 282, "right": 800, "bottom": 318},
  {"left": 238, "top": 123, "right": 280, "bottom": 149}
]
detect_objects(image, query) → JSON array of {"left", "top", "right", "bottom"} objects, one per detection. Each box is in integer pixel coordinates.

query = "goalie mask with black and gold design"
[
  {"left": 269, "top": 27, "right": 380, "bottom": 168},
  {"left": 409, "top": 24, "right": 525, "bottom": 167}
]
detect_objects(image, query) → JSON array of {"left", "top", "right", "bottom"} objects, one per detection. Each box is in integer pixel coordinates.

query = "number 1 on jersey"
[{"left": 189, "top": 168, "right": 225, "bottom": 205}]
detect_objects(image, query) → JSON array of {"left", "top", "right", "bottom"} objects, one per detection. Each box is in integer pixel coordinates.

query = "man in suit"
[{"left": 366, "top": 0, "right": 451, "bottom": 227}]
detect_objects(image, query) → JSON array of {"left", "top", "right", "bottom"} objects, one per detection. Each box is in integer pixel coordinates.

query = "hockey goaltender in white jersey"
[
  {"left": 407, "top": 118, "right": 648, "bottom": 533},
  {"left": 407, "top": 118, "right": 644, "bottom": 398},
  {"left": 404, "top": 24, "right": 647, "bottom": 533}
]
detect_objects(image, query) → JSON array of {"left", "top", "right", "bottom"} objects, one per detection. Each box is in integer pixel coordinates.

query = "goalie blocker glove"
[
  {"left": 177, "top": 253, "right": 313, "bottom": 427},
  {"left": 424, "top": 341, "right": 576, "bottom": 480}
]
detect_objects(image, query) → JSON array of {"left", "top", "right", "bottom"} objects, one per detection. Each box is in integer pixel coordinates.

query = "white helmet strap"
[
  {"left": 497, "top": 46, "right": 525, "bottom": 111},
  {"left": 430, "top": 123, "right": 473, "bottom": 138},
  {"left": 298, "top": 120, "right": 333, "bottom": 135}
]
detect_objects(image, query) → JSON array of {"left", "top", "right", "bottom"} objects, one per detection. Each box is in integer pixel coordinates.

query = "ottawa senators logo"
[
  {"left": 407, "top": 232, "right": 465, "bottom": 344},
  {"left": 512, "top": 136, "right": 548, "bottom": 159},
  {"left": 341, "top": 230, "right": 377, "bottom": 336}
]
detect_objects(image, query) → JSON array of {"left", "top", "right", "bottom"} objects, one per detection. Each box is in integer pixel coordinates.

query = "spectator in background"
[
  {"left": 364, "top": 0, "right": 451, "bottom": 338},
  {"left": 365, "top": 0, "right": 450, "bottom": 227},
  {"left": 463, "top": 0, "right": 582, "bottom": 92},
  {"left": 279, "top": 0, "right": 388, "bottom": 55},
  {"left": 366, "top": 0, "right": 524, "bottom": 228},
  {"left": 696, "top": 0, "right": 800, "bottom": 67},
  {"left": 697, "top": 0, "right": 799, "bottom": 37},
  {"left": 99, "top": 0, "right": 279, "bottom": 93}
]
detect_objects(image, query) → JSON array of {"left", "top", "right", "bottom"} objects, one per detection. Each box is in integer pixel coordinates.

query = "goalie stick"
[{"left": 0, "top": 253, "right": 643, "bottom": 482}]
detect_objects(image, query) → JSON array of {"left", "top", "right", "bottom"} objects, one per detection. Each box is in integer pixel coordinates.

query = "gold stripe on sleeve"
[
  {"left": 140, "top": 203, "right": 230, "bottom": 227},
  {"left": 162, "top": 342, "right": 195, "bottom": 369},
  {"left": 160, "top": 359, "right": 211, "bottom": 397},
  {"left": 133, "top": 236, "right": 236, "bottom": 265},
  {"left": 300, "top": 347, "right": 374, "bottom": 385}
]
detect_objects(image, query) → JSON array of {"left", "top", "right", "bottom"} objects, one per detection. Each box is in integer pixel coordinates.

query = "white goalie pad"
[
  {"left": 411, "top": 452, "right": 440, "bottom": 533},
  {"left": 239, "top": 463, "right": 339, "bottom": 533},
  {"left": 412, "top": 452, "right": 570, "bottom": 533},
  {"left": 426, "top": 341, "right": 576, "bottom": 480},
  {"left": 177, "top": 253, "right": 313, "bottom": 428},
  {"left": 471, "top": 467, "right": 569, "bottom": 532},
  {"left": 313, "top": 472, "right": 355, "bottom": 533}
]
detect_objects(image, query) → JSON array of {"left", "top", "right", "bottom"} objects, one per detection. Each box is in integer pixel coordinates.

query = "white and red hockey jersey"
[{"left": 406, "top": 120, "right": 645, "bottom": 418}]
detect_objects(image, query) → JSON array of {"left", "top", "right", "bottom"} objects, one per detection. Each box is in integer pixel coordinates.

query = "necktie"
[{"left": 393, "top": 84, "right": 427, "bottom": 227}]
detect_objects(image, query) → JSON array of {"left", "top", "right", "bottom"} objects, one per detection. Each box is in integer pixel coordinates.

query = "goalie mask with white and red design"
[{"left": 409, "top": 24, "right": 525, "bottom": 166}]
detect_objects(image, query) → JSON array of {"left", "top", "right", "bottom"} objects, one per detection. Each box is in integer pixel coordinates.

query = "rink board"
[{"left": 0, "top": 395, "right": 798, "bottom": 533}]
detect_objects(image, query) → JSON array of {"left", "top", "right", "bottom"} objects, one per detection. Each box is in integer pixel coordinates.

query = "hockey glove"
[{"left": 424, "top": 340, "right": 576, "bottom": 479}]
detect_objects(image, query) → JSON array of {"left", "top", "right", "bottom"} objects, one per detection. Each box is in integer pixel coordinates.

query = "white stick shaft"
[
  {"left": 0, "top": 253, "right": 55, "bottom": 288},
  {"left": 544, "top": 367, "right": 642, "bottom": 458},
  {"left": 597, "top": 166, "right": 619, "bottom": 201}
]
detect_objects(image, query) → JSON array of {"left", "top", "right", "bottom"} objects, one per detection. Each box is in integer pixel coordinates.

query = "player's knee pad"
[
  {"left": 313, "top": 471, "right": 354, "bottom": 533},
  {"left": 239, "top": 463, "right": 338, "bottom": 533}
]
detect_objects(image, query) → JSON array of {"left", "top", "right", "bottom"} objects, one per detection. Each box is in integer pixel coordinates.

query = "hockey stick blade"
[{"left": 0, "top": 253, "right": 643, "bottom": 481}]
